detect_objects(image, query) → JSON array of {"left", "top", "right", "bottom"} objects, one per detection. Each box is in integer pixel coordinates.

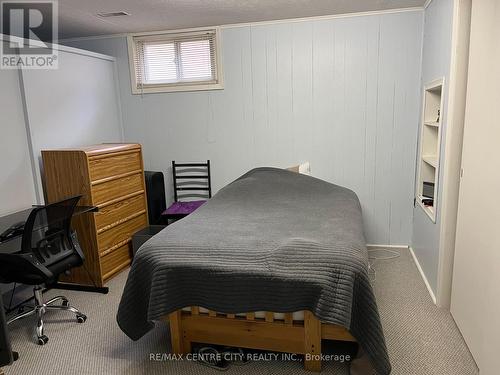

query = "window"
[{"left": 128, "top": 28, "right": 223, "bottom": 94}]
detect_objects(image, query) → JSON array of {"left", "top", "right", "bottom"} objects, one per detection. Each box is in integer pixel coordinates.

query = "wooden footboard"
[{"left": 165, "top": 307, "right": 356, "bottom": 372}]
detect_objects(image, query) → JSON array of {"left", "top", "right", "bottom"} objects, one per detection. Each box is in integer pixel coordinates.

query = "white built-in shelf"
[
  {"left": 422, "top": 155, "right": 438, "bottom": 168},
  {"left": 424, "top": 121, "right": 440, "bottom": 127},
  {"left": 416, "top": 78, "right": 444, "bottom": 223}
]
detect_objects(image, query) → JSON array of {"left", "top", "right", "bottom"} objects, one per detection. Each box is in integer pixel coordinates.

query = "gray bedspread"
[{"left": 117, "top": 167, "right": 390, "bottom": 374}]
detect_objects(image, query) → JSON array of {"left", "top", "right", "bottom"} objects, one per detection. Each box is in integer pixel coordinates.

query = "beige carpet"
[{"left": 4, "top": 248, "right": 478, "bottom": 374}]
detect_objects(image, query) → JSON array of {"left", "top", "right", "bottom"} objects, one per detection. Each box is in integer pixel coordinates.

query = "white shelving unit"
[{"left": 416, "top": 78, "right": 444, "bottom": 222}]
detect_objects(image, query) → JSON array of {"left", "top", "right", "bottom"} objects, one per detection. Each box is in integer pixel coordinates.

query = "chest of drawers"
[{"left": 42, "top": 144, "right": 149, "bottom": 286}]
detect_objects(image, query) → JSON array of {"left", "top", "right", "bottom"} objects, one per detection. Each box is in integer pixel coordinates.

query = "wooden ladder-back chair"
[{"left": 161, "top": 161, "right": 212, "bottom": 223}]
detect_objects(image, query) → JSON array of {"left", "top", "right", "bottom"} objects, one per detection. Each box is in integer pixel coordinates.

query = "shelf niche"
[{"left": 416, "top": 78, "right": 444, "bottom": 223}]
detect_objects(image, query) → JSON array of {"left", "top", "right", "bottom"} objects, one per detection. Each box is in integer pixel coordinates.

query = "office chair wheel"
[
  {"left": 76, "top": 314, "right": 87, "bottom": 323},
  {"left": 37, "top": 335, "right": 49, "bottom": 345}
]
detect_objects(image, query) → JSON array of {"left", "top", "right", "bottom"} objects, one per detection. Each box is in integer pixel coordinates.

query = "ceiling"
[{"left": 59, "top": 0, "right": 426, "bottom": 40}]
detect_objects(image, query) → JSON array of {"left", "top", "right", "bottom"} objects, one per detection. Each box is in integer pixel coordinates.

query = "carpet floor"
[{"left": 4, "top": 248, "right": 478, "bottom": 374}]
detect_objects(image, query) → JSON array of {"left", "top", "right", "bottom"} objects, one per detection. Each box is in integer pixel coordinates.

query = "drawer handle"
[
  {"left": 97, "top": 210, "right": 146, "bottom": 234},
  {"left": 97, "top": 190, "right": 145, "bottom": 209},
  {"left": 100, "top": 238, "right": 132, "bottom": 257},
  {"left": 92, "top": 170, "right": 142, "bottom": 186}
]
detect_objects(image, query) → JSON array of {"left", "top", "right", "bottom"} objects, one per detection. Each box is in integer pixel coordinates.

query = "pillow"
[{"left": 287, "top": 162, "right": 311, "bottom": 175}]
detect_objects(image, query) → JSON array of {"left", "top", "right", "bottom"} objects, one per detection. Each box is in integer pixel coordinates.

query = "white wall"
[
  {"left": 411, "top": 0, "right": 454, "bottom": 295},
  {"left": 0, "top": 39, "right": 123, "bottom": 213},
  {"left": 20, "top": 46, "right": 124, "bottom": 203},
  {"left": 0, "top": 42, "right": 37, "bottom": 215},
  {"left": 65, "top": 10, "right": 424, "bottom": 245}
]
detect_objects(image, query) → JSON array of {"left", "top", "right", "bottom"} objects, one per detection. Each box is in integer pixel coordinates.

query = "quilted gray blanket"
[{"left": 117, "top": 168, "right": 390, "bottom": 374}]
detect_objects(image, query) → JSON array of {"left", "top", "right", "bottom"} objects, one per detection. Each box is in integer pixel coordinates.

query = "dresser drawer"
[
  {"left": 95, "top": 193, "right": 146, "bottom": 231},
  {"left": 100, "top": 242, "right": 132, "bottom": 280},
  {"left": 92, "top": 172, "right": 144, "bottom": 206},
  {"left": 89, "top": 151, "right": 142, "bottom": 182},
  {"left": 97, "top": 213, "right": 148, "bottom": 254}
]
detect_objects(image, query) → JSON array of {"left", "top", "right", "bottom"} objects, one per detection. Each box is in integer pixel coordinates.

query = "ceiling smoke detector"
[{"left": 96, "top": 11, "right": 130, "bottom": 18}]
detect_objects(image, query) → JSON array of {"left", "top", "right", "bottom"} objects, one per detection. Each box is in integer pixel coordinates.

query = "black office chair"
[
  {"left": 161, "top": 160, "right": 212, "bottom": 222},
  {"left": 0, "top": 196, "right": 87, "bottom": 345}
]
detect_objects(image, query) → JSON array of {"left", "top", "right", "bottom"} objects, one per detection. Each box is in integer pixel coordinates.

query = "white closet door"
[
  {"left": 450, "top": 1, "right": 500, "bottom": 373},
  {"left": 0, "top": 41, "right": 38, "bottom": 214}
]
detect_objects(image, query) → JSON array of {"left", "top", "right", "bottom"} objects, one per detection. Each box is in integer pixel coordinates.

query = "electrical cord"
[
  {"left": 4, "top": 283, "right": 39, "bottom": 315},
  {"left": 368, "top": 248, "right": 401, "bottom": 261},
  {"left": 368, "top": 261, "right": 377, "bottom": 283},
  {"left": 7, "top": 283, "right": 16, "bottom": 310},
  {"left": 3, "top": 283, "right": 17, "bottom": 312},
  {"left": 367, "top": 248, "right": 401, "bottom": 283}
]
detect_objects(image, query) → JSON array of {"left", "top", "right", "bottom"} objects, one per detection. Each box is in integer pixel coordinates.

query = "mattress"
[{"left": 117, "top": 167, "right": 391, "bottom": 374}]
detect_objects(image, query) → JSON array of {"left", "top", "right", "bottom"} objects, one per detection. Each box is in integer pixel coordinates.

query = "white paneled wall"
[{"left": 65, "top": 10, "right": 423, "bottom": 245}]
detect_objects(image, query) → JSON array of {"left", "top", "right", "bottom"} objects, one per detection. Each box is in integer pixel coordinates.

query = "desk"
[{"left": 0, "top": 208, "right": 32, "bottom": 253}]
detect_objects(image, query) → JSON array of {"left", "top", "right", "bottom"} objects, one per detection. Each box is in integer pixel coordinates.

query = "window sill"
[{"left": 131, "top": 82, "right": 224, "bottom": 95}]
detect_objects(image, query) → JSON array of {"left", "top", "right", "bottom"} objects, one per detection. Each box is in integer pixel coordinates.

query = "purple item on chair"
[{"left": 162, "top": 200, "right": 206, "bottom": 216}]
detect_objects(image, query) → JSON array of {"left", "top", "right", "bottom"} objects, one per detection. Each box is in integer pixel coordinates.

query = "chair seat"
[{"left": 162, "top": 200, "right": 206, "bottom": 216}]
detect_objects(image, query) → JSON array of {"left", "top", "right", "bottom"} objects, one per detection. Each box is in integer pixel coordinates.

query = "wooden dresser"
[{"left": 42, "top": 144, "right": 149, "bottom": 287}]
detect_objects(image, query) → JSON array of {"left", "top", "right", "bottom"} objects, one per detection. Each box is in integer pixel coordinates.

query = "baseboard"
[
  {"left": 409, "top": 246, "right": 437, "bottom": 304},
  {"left": 366, "top": 244, "right": 409, "bottom": 249}
]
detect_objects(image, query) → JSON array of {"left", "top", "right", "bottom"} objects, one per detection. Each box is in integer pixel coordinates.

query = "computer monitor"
[{"left": 0, "top": 305, "right": 14, "bottom": 367}]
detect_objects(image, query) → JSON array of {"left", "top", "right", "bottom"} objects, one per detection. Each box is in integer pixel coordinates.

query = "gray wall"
[
  {"left": 411, "top": 0, "right": 454, "bottom": 294},
  {"left": 66, "top": 10, "right": 424, "bottom": 245}
]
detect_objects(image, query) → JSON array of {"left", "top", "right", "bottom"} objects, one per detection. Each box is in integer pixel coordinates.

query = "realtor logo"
[{"left": 1, "top": 0, "right": 58, "bottom": 69}]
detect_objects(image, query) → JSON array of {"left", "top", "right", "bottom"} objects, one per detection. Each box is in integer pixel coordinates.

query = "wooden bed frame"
[{"left": 165, "top": 307, "right": 356, "bottom": 372}]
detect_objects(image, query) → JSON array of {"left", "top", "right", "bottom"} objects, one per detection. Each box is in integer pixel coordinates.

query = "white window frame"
[{"left": 127, "top": 27, "right": 224, "bottom": 94}]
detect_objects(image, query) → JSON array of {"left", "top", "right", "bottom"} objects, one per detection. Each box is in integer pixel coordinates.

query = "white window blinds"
[{"left": 130, "top": 29, "right": 222, "bottom": 93}]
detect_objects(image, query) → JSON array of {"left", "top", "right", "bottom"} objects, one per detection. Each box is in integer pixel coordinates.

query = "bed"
[{"left": 117, "top": 167, "right": 390, "bottom": 374}]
